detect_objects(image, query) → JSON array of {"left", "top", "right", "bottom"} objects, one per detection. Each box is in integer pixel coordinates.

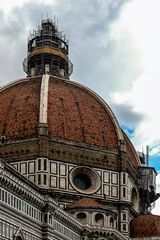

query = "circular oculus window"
[{"left": 69, "top": 166, "right": 101, "bottom": 194}]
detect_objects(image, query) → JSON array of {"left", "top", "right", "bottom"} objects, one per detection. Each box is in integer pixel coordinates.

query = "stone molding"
[{"left": 82, "top": 225, "right": 127, "bottom": 240}]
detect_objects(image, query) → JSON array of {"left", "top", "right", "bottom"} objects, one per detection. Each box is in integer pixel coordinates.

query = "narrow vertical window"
[
  {"left": 8, "top": 194, "right": 10, "bottom": 205},
  {"left": 38, "top": 159, "right": 41, "bottom": 171},
  {"left": 123, "top": 173, "right": 126, "bottom": 184},
  {"left": 38, "top": 174, "right": 41, "bottom": 185},
  {"left": 27, "top": 205, "right": 29, "bottom": 214},
  {"left": 1, "top": 136, "right": 6, "bottom": 144},
  {"left": 44, "top": 159, "right": 47, "bottom": 171},
  {"left": 11, "top": 195, "right": 13, "bottom": 206},
  {"left": 19, "top": 200, "right": 21, "bottom": 211},
  {"left": 123, "top": 213, "right": 126, "bottom": 221},
  {"left": 14, "top": 197, "right": 16, "bottom": 208},
  {"left": 2, "top": 190, "right": 4, "bottom": 201},
  {"left": 44, "top": 213, "right": 47, "bottom": 223},
  {"left": 123, "top": 188, "right": 126, "bottom": 198},
  {"left": 44, "top": 174, "right": 47, "bottom": 185},
  {"left": 5, "top": 191, "right": 7, "bottom": 203},
  {"left": 123, "top": 224, "right": 126, "bottom": 231}
]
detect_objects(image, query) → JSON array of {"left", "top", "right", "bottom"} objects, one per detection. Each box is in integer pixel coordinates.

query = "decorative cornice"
[
  {"left": 82, "top": 226, "right": 127, "bottom": 240},
  {"left": 53, "top": 206, "right": 83, "bottom": 232},
  {"left": 0, "top": 160, "right": 44, "bottom": 207}
]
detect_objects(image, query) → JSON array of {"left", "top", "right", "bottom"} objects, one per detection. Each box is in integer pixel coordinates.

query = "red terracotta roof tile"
[
  {"left": 48, "top": 77, "right": 118, "bottom": 148},
  {"left": 131, "top": 214, "right": 160, "bottom": 237},
  {"left": 0, "top": 75, "right": 140, "bottom": 167},
  {"left": 0, "top": 78, "right": 41, "bottom": 140},
  {"left": 66, "top": 197, "right": 105, "bottom": 209},
  {"left": 123, "top": 132, "right": 140, "bottom": 167},
  {"left": 0, "top": 76, "right": 119, "bottom": 148}
]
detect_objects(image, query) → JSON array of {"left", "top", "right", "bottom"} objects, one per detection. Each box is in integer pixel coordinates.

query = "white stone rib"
[{"left": 39, "top": 74, "right": 49, "bottom": 124}]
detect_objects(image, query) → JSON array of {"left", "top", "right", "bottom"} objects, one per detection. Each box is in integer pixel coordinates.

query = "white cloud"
[
  {"left": 0, "top": 0, "right": 56, "bottom": 14},
  {"left": 108, "top": 0, "right": 160, "bottom": 152},
  {"left": 152, "top": 173, "right": 160, "bottom": 215}
]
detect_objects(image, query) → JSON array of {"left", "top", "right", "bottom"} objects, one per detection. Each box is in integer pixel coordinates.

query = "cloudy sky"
[{"left": 0, "top": 0, "right": 160, "bottom": 213}]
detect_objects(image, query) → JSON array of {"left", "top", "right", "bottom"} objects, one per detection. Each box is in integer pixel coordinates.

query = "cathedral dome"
[
  {"left": 0, "top": 18, "right": 141, "bottom": 170},
  {"left": 0, "top": 75, "right": 122, "bottom": 149},
  {"left": 0, "top": 74, "right": 141, "bottom": 168},
  {"left": 130, "top": 214, "right": 160, "bottom": 238}
]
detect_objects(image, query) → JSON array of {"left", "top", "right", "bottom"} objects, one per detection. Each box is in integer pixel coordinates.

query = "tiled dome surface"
[
  {"left": 48, "top": 76, "right": 118, "bottom": 148},
  {"left": 123, "top": 132, "right": 140, "bottom": 167},
  {"left": 131, "top": 214, "right": 160, "bottom": 238},
  {"left": 0, "top": 77, "right": 41, "bottom": 140},
  {"left": 0, "top": 76, "right": 119, "bottom": 148}
]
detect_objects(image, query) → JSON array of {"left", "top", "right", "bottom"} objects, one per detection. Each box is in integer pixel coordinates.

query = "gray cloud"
[
  {"left": 111, "top": 102, "right": 146, "bottom": 129},
  {"left": 0, "top": 0, "right": 132, "bottom": 88}
]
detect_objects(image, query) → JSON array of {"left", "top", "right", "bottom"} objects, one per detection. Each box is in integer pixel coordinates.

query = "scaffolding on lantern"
[{"left": 23, "top": 18, "right": 73, "bottom": 79}]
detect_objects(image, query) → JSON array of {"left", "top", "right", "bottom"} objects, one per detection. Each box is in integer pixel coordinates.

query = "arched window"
[
  {"left": 16, "top": 237, "right": 23, "bottom": 240},
  {"left": 95, "top": 213, "right": 104, "bottom": 226},
  {"left": 1, "top": 136, "right": 6, "bottom": 144},
  {"left": 131, "top": 188, "right": 139, "bottom": 212},
  {"left": 77, "top": 212, "right": 87, "bottom": 224}
]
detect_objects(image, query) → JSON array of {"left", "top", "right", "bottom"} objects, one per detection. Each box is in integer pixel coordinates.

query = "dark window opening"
[
  {"left": 38, "top": 174, "right": 41, "bottom": 185},
  {"left": 73, "top": 174, "right": 91, "bottom": 190},
  {"left": 44, "top": 213, "right": 47, "bottom": 223},
  {"left": 1, "top": 136, "right": 6, "bottom": 144},
  {"left": 95, "top": 213, "right": 104, "bottom": 222},
  {"left": 123, "top": 213, "right": 126, "bottom": 221},
  {"left": 44, "top": 174, "right": 47, "bottom": 185},
  {"left": 95, "top": 213, "right": 104, "bottom": 226},
  {"left": 44, "top": 159, "right": 47, "bottom": 171},
  {"left": 123, "top": 224, "right": 127, "bottom": 231},
  {"left": 123, "top": 173, "right": 126, "bottom": 184},
  {"left": 123, "top": 188, "right": 126, "bottom": 198},
  {"left": 77, "top": 212, "right": 87, "bottom": 224},
  {"left": 16, "top": 237, "right": 23, "bottom": 240},
  {"left": 38, "top": 159, "right": 41, "bottom": 171}
]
